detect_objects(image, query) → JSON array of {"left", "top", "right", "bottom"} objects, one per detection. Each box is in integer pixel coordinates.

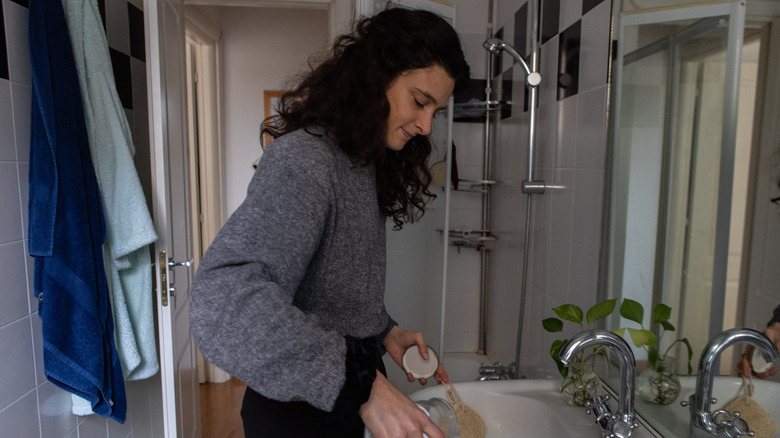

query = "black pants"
[
  {"left": 241, "top": 358, "right": 386, "bottom": 437},
  {"left": 241, "top": 388, "right": 365, "bottom": 438}
]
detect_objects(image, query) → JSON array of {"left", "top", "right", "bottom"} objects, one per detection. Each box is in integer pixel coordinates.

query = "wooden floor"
[{"left": 200, "top": 378, "right": 246, "bottom": 438}]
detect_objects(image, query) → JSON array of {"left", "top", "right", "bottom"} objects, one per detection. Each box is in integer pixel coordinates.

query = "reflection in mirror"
[{"left": 602, "top": 0, "right": 780, "bottom": 435}]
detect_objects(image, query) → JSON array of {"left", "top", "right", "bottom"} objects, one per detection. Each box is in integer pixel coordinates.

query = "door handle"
[{"left": 168, "top": 258, "right": 194, "bottom": 268}]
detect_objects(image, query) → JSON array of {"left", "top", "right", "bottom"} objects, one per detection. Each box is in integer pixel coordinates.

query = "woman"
[{"left": 190, "top": 7, "right": 470, "bottom": 438}]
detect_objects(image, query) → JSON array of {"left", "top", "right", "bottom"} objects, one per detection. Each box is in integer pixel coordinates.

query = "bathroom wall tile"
[
  {"left": 555, "top": 93, "right": 577, "bottom": 169},
  {"left": 540, "top": 0, "right": 560, "bottom": 45},
  {"left": 77, "top": 412, "right": 109, "bottom": 437},
  {"left": 500, "top": 69, "right": 514, "bottom": 119},
  {"left": 0, "top": 241, "right": 29, "bottom": 326},
  {"left": 0, "top": 80, "right": 15, "bottom": 160},
  {"left": 0, "top": 316, "right": 36, "bottom": 410},
  {"left": 547, "top": 233, "right": 571, "bottom": 304},
  {"left": 110, "top": 48, "right": 133, "bottom": 110},
  {"left": 579, "top": 0, "right": 611, "bottom": 92},
  {"left": 535, "top": 101, "right": 557, "bottom": 171},
  {"left": 571, "top": 169, "right": 604, "bottom": 249},
  {"left": 0, "top": 4, "right": 9, "bottom": 80},
  {"left": 559, "top": 0, "right": 582, "bottom": 32},
  {"left": 513, "top": 3, "right": 529, "bottom": 57},
  {"left": 30, "top": 311, "right": 44, "bottom": 385},
  {"left": 575, "top": 85, "right": 607, "bottom": 169},
  {"left": 568, "top": 242, "right": 598, "bottom": 308},
  {"left": 4, "top": 0, "right": 30, "bottom": 86},
  {"left": 583, "top": 0, "right": 605, "bottom": 15},
  {"left": 127, "top": 2, "right": 145, "bottom": 62},
  {"left": 105, "top": 0, "right": 131, "bottom": 56},
  {"left": 38, "top": 381, "right": 77, "bottom": 438},
  {"left": 538, "top": 36, "right": 559, "bottom": 106},
  {"left": 131, "top": 57, "right": 147, "bottom": 115},
  {"left": 0, "top": 162, "right": 22, "bottom": 244},
  {"left": 549, "top": 168, "right": 574, "bottom": 239},
  {"left": 531, "top": 227, "right": 550, "bottom": 291},
  {"left": 18, "top": 162, "right": 28, "bottom": 238},
  {"left": 12, "top": 82, "right": 31, "bottom": 162},
  {"left": 0, "top": 388, "right": 39, "bottom": 438},
  {"left": 557, "top": 20, "right": 581, "bottom": 100},
  {"left": 497, "top": 111, "right": 525, "bottom": 169},
  {"left": 533, "top": 167, "right": 552, "bottom": 232},
  {"left": 497, "top": 0, "right": 526, "bottom": 26}
]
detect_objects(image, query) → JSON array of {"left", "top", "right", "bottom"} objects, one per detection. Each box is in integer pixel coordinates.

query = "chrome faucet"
[
  {"left": 477, "top": 361, "right": 515, "bottom": 380},
  {"left": 559, "top": 329, "right": 638, "bottom": 438},
  {"left": 682, "top": 328, "right": 779, "bottom": 438}
]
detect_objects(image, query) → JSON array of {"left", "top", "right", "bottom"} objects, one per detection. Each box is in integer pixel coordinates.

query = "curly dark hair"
[{"left": 261, "top": 7, "right": 471, "bottom": 229}]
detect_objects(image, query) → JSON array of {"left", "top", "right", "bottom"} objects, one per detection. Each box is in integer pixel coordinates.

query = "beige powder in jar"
[{"left": 454, "top": 403, "right": 486, "bottom": 438}]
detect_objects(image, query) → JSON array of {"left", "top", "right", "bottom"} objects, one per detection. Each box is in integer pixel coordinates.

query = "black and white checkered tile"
[
  {"left": 0, "top": 0, "right": 145, "bottom": 111},
  {"left": 455, "top": 0, "right": 611, "bottom": 120}
]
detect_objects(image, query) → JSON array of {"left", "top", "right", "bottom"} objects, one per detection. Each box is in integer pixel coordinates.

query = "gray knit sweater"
[{"left": 190, "top": 128, "right": 393, "bottom": 412}]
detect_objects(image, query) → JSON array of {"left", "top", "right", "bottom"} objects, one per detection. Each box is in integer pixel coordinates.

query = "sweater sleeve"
[{"left": 190, "top": 137, "right": 356, "bottom": 412}]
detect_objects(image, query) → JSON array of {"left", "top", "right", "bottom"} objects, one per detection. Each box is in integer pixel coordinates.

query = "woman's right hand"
[{"left": 360, "top": 372, "right": 444, "bottom": 438}]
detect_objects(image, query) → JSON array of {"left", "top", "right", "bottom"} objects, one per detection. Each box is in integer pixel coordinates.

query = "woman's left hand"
[{"left": 383, "top": 325, "right": 449, "bottom": 385}]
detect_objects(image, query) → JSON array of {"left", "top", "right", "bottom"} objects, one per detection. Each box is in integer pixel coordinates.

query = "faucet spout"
[
  {"left": 559, "top": 330, "right": 637, "bottom": 438},
  {"left": 685, "top": 328, "right": 780, "bottom": 437}
]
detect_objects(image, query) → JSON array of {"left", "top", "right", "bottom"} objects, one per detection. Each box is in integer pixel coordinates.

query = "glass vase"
[
  {"left": 560, "top": 359, "right": 600, "bottom": 407},
  {"left": 636, "top": 357, "right": 681, "bottom": 405}
]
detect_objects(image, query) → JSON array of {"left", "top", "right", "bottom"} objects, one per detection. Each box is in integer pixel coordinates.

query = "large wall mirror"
[{"left": 601, "top": 0, "right": 780, "bottom": 434}]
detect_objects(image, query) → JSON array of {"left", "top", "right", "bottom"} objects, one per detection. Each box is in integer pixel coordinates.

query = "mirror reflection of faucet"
[
  {"left": 559, "top": 329, "right": 638, "bottom": 438},
  {"left": 682, "top": 328, "right": 780, "bottom": 438}
]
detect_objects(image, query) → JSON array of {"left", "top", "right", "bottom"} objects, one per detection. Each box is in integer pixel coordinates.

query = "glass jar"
[
  {"left": 363, "top": 397, "right": 460, "bottom": 438},
  {"left": 636, "top": 357, "right": 681, "bottom": 405},
  {"left": 561, "top": 359, "right": 600, "bottom": 407}
]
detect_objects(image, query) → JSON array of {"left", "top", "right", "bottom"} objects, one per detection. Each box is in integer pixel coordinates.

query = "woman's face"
[{"left": 384, "top": 65, "right": 455, "bottom": 151}]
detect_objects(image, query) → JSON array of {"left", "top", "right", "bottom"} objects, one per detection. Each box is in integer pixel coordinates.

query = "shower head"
[{"left": 482, "top": 38, "right": 542, "bottom": 87}]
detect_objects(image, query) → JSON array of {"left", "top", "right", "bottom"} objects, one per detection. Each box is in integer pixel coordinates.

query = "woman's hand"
[
  {"left": 738, "top": 322, "right": 780, "bottom": 379},
  {"left": 360, "top": 372, "right": 444, "bottom": 438},
  {"left": 383, "top": 326, "right": 449, "bottom": 385}
]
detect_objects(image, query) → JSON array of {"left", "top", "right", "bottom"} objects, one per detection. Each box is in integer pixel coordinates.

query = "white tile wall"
[
  {"left": 483, "top": 0, "right": 613, "bottom": 377},
  {"left": 0, "top": 1, "right": 164, "bottom": 436}
]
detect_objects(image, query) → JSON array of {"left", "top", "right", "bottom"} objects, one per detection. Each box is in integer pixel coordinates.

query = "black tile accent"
[
  {"left": 98, "top": 0, "right": 107, "bottom": 30},
  {"left": 9, "top": 0, "right": 27, "bottom": 7},
  {"left": 583, "top": 0, "right": 605, "bottom": 15},
  {"left": 514, "top": 4, "right": 528, "bottom": 58},
  {"left": 501, "top": 69, "right": 513, "bottom": 119},
  {"left": 128, "top": 3, "right": 145, "bottom": 62},
  {"left": 492, "top": 27, "right": 504, "bottom": 78},
  {"left": 0, "top": 4, "right": 7, "bottom": 80},
  {"left": 541, "top": 0, "right": 560, "bottom": 45},
  {"left": 557, "top": 20, "right": 581, "bottom": 100},
  {"left": 453, "top": 79, "right": 487, "bottom": 123},
  {"left": 109, "top": 48, "right": 133, "bottom": 109}
]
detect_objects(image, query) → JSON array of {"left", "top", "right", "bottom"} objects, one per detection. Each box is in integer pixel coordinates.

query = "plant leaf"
[
  {"left": 648, "top": 347, "right": 659, "bottom": 369},
  {"left": 660, "top": 321, "right": 676, "bottom": 332},
  {"left": 586, "top": 299, "right": 617, "bottom": 325},
  {"left": 550, "top": 339, "right": 568, "bottom": 378},
  {"left": 553, "top": 304, "right": 583, "bottom": 325},
  {"left": 680, "top": 338, "right": 694, "bottom": 375},
  {"left": 620, "top": 299, "right": 644, "bottom": 326},
  {"left": 652, "top": 304, "right": 672, "bottom": 324},
  {"left": 627, "top": 328, "right": 656, "bottom": 349},
  {"left": 614, "top": 328, "right": 627, "bottom": 339},
  {"left": 542, "top": 318, "right": 564, "bottom": 333}
]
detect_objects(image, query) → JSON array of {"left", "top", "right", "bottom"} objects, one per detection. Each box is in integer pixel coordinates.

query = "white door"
[{"left": 145, "top": 0, "right": 201, "bottom": 436}]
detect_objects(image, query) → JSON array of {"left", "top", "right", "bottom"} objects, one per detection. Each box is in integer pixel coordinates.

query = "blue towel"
[{"left": 28, "top": 0, "right": 126, "bottom": 423}]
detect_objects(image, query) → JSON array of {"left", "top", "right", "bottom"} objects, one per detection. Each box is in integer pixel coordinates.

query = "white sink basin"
[
  {"left": 409, "top": 379, "right": 655, "bottom": 438},
  {"left": 635, "top": 376, "right": 780, "bottom": 437}
]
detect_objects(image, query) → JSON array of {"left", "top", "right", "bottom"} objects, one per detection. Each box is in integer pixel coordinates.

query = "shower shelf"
[
  {"left": 437, "top": 229, "right": 496, "bottom": 251},
  {"left": 455, "top": 179, "right": 497, "bottom": 193},
  {"left": 453, "top": 99, "right": 513, "bottom": 118}
]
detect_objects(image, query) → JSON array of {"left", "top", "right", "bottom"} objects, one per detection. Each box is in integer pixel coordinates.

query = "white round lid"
[
  {"left": 402, "top": 346, "right": 438, "bottom": 379},
  {"left": 752, "top": 348, "right": 773, "bottom": 373}
]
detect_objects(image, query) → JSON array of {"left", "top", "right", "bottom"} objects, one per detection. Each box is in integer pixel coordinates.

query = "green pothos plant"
[
  {"left": 615, "top": 298, "right": 694, "bottom": 374},
  {"left": 542, "top": 299, "right": 618, "bottom": 377}
]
